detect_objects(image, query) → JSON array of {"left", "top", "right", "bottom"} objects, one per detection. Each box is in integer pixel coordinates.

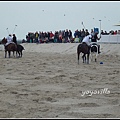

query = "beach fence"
[
  {"left": 98, "top": 35, "right": 120, "bottom": 44},
  {"left": 0, "top": 44, "right": 4, "bottom": 51},
  {"left": 17, "top": 35, "right": 120, "bottom": 44}
]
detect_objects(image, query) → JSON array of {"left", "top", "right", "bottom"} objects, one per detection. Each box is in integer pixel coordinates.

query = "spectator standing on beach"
[
  {"left": 68, "top": 30, "right": 72, "bottom": 42},
  {"left": 85, "top": 29, "right": 89, "bottom": 36},
  {"left": 81, "top": 29, "right": 86, "bottom": 42},
  {"left": 91, "top": 29, "right": 94, "bottom": 36},
  {"left": 58, "top": 30, "right": 63, "bottom": 43},
  {"left": 74, "top": 35, "right": 80, "bottom": 43},
  {"left": 101, "top": 30, "right": 104, "bottom": 35},
  {"left": 34, "top": 31, "right": 39, "bottom": 43},
  {"left": 54, "top": 31, "right": 59, "bottom": 43},
  {"left": 13, "top": 34, "right": 17, "bottom": 45},
  {"left": 49, "top": 31, "right": 54, "bottom": 43},
  {"left": 64, "top": 29, "right": 69, "bottom": 43},
  {"left": 117, "top": 30, "right": 120, "bottom": 34},
  {"left": 74, "top": 29, "right": 79, "bottom": 38}
]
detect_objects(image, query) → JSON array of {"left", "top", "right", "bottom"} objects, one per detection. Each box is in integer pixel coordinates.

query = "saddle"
[
  {"left": 5, "top": 42, "right": 16, "bottom": 46},
  {"left": 90, "top": 42, "right": 98, "bottom": 48},
  {"left": 82, "top": 42, "right": 88, "bottom": 46},
  {"left": 91, "top": 42, "right": 98, "bottom": 45}
]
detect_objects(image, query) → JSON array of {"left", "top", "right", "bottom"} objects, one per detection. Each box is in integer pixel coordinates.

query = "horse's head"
[{"left": 1, "top": 37, "right": 7, "bottom": 44}]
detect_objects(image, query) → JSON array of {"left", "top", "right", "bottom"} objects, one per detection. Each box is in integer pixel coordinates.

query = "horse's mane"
[{"left": 1, "top": 37, "right": 7, "bottom": 44}]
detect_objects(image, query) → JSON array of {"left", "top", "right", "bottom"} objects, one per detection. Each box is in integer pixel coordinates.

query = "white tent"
[{"left": 114, "top": 24, "right": 120, "bottom": 26}]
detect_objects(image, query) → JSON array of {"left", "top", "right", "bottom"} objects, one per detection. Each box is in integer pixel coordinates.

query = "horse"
[
  {"left": 1, "top": 37, "right": 25, "bottom": 58},
  {"left": 77, "top": 42, "right": 90, "bottom": 64},
  {"left": 1, "top": 37, "right": 18, "bottom": 58},
  {"left": 90, "top": 42, "right": 98, "bottom": 62},
  {"left": 16, "top": 44, "right": 25, "bottom": 57}
]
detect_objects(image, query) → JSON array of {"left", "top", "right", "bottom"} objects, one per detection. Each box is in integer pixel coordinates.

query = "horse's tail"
[{"left": 22, "top": 46, "right": 25, "bottom": 50}]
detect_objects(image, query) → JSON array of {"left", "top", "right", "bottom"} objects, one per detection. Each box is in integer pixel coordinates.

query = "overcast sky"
[{"left": 0, "top": 1, "right": 120, "bottom": 39}]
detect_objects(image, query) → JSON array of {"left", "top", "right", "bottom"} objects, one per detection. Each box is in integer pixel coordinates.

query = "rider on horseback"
[
  {"left": 5, "top": 34, "right": 17, "bottom": 50},
  {"left": 13, "top": 34, "right": 17, "bottom": 45},
  {"left": 91, "top": 30, "right": 101, "bottom": 54},
  {"left": 5, "top": 34, "right": 13, "bottom": 45},
  {"left": 82, "top": 34, "right": 92, "bottom": 54}
]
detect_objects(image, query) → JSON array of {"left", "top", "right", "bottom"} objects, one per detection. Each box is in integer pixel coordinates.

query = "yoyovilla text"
[{"left": 81, "top": 88, "right": 110, "bottom": 96}]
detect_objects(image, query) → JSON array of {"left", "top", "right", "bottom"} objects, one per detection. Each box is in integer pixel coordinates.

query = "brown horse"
[
  {"left": 1, "top": 37, "right": 17, "bottom": 58},
  {"left": 77, "top": 42, "right": 90, "bottom": 64},
  {"left": 16, "top": 44, "right": 25, "bottom": 57}
]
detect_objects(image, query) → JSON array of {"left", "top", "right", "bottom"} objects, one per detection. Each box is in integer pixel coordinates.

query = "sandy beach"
[{"left": 0, "top": 43, "right": 120, "bottom": 118}]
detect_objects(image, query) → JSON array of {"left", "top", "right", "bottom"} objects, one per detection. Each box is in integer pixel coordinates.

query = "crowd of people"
[
  {"left": 101, "top": 29, "right": 120, "bottom": 35},
  {"left": 24, "top": 29, "right": 120, "bottom": 44},
  {"left": 25, "top": 29, "right": 94, "bottom": 44},
  {"left": 24, "top": 28, "right": 102, "bottom": 54}
]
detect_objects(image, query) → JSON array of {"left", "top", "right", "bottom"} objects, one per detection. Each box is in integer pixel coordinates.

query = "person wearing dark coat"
[{"left": 13, "top": 34, "right": 17, "bottom": 45}]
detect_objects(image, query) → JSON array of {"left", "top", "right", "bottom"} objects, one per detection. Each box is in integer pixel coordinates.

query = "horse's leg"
[
  {"left": 16, "top": 51, "right": 17, "bottom": 58},
  {"left": 85, "top": 54, "right": 86, "bottom": 63},
  {"left": 13, "top": 51, "right": 15, "bottom": 57},
  {"left": 95, "top": 53, "right": 97, "bottom": 62},
  {"left": 82, "top": 55, "right": 84, "bottom": 63},
  {"left": 8, "top": 51, "right": 11, "bottom": 58},
  {"left": 21, "top": 51, "right": 22, "bottom": 57},
  {"left": 87, "top": 53, "right": 90, "bottom": 64},
  {"left": 18, "top": 51, "right": 20, "bottom": 57},
  {"left": 90, "top": 52, "right": 93, "bottom": 62},
  {"left": 82, "top": 54, "right": 86, "bottom": 63},
  {"left": 91, "top": 53, "right": 94, "bottom": 62},
  {"left": 78, "top": 52, "right": 80, "bottom": 64},
  {"left": 16, "top": 50, "right": 20, "bottom": 58},
  {"left": 5, "top": 51, "right": 7, "bottom": 58}
]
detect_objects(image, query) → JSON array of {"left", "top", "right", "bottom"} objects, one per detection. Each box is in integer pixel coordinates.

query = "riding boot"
[{"left": 98, "top": 45, "right": 101, "bottom": 54}]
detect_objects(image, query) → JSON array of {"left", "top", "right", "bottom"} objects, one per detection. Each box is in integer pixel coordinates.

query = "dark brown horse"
[
  {"left": 1, "top": 37, "right": 17, "bottom": 58},
  {"left": 16, "top": 44, "right": 25, "bottom": 57},
  {"left": 77, "top": 42, "right": 90, "bottom": 64}
]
